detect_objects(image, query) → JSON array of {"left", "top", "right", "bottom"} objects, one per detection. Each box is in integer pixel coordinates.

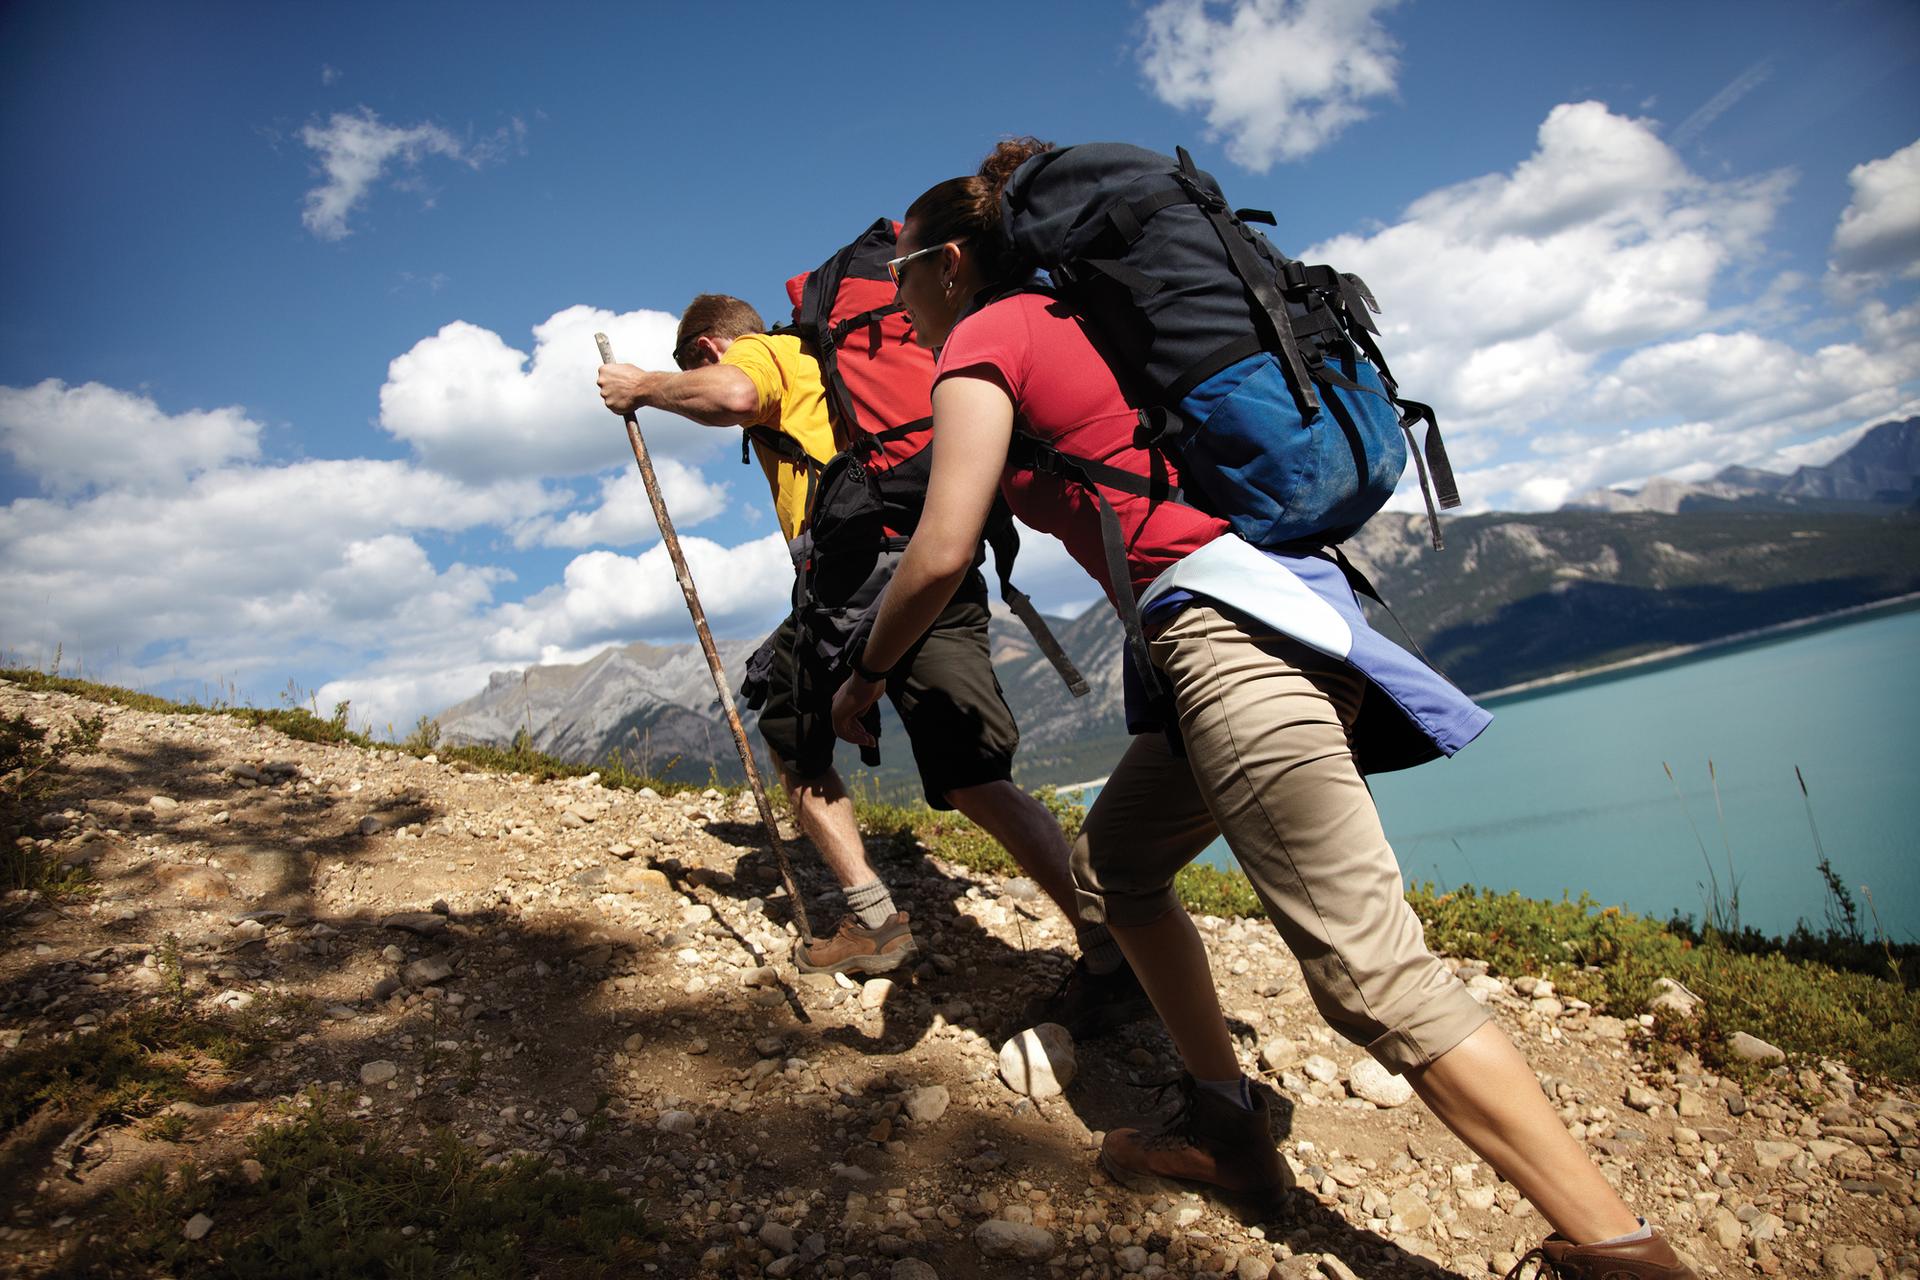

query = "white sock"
[
  {"left": 1586, "top": 1219, "right": 1651, "bottom": 1248},
  {"left": 1195, "top": 1074, "right": 1253, "bottom": 1110}
]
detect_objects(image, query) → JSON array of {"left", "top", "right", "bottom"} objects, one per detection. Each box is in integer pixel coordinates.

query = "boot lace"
[{"left": 1132, "top": 1073, "right": 1203, "bottom": 1151}]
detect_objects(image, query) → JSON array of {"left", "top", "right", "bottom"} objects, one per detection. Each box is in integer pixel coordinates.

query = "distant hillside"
[
  {"left": 439, "top": 406, "right": 1920, "bottom": 796},
  {"left": 437, "top": 506, "right": 1920, "bottom": 796},
  {"left": 1566, "top": 416, "right": 1919, "bottom": 514}
]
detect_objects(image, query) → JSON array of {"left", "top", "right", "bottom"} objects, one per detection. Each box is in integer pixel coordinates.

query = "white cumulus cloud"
[
  {"left": 482, "top": 534, "right": 793, "bottom": 660},
  {"left": 513, "top": 459, "right": 730, "bottom": 549},
  {"left": 1829, "top": 137, "right": 1920, "bottom": 282},
  {"left": 1138, "top": 0, "right": 1402, "bottom": 171},
  {"left": 0, "top": 380, "right": 262, "bottom": 495},
  {"left": 1294, "top": 101, "right": 1873, "bottom": 510},
  {"left": 379, "top": 304, "right": 720, "bottom": 483}
]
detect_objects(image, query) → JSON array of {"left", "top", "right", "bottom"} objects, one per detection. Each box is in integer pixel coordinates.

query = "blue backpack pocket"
[{"left": 1176, "top": 352, "right": 1408, "bottom": 547}]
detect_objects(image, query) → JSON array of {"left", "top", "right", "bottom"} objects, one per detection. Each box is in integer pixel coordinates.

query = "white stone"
[
  {"left": 860, "top": 978, "right": 894, "bottom": 1009},
  {"left": 1259, "top": 1036, "right": 1300, "bottom": 1072},
  {"left": 1645, "top": 977, "right": 1700, "bottom": 1018},
  {"left": 1347, "top": 1058, "right": 1415, "bottom": 1108},
  {"left": 182, "top": 1212, "right": 213, "bottom": 1241},
  {"left": 903, "top": 1085, "right": 950, "bottom": 1124},
  {"left": 1458, "top": 1185, "right": 1498, "bottom": 1212},
  {"left": 1301, "top": 1053, "right": 1340, "bottom": 1084},
  {"left": 657, "top": 1109, "right": 696, "bottom": 1133},
  {"left": 998, "top": 1023, "right": 1076, "bottom": 1098},
  {"left": 973, "top": 1218, "right": 1056, "bottom": 1261},
  {"left": 1728, "top": 1031, "right": 1784, "bottom": 1064},
  {"left": 360, "top": 1060, "right": 398, "bottom": 1086}
]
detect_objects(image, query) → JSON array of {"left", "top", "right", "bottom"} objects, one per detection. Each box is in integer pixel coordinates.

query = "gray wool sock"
[
  {"left": 1076, "top": 923, "right": 1126, "bottom": 975},
  {"left": 1195, "top": 1074, "right": 1254, "bottom": 1110},
  {"left": 843, "top": 879, "right": 898, "bottom": 930}
]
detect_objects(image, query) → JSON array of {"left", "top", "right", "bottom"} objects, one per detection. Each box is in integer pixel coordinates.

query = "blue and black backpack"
[{"left": 999, "top": 142, "right": 1459, "bottom": 554}]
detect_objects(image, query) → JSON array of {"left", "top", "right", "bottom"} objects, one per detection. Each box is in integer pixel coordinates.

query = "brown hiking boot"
[
  {"left": 1022, "top": 956, "right": 1158, "bottom": 1040},
  {"left": 1508, "top": 1228, "right": 1697, "bottom": 1280},
  {"left": 793, "top": 912, "right": 915, "bottom": 976},
  {"left": 1100, "top": 1074, "right": 1293, "bottom": 1201}
]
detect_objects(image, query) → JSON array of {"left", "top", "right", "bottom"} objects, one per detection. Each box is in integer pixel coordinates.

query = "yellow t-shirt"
[{"left": 721, "top": 333, "right": 838, "bottom": 543}]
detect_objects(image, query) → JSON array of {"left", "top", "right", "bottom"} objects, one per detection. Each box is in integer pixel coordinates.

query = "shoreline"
[
  {"left": 1469, "top": 591, "right": 1920, "bottom": 703},
  {"left": 1050, "top": 592, "right": 1920, "bottom": 800}
]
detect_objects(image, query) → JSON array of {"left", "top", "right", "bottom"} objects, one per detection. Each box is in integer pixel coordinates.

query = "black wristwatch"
[{"left": 851, "top": 648, "right": 892, "bottom": 683}]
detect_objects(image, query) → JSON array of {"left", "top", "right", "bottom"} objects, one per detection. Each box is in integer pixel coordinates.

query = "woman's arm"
[{"left": 830, "top": 372, "right": 1015, "bottom": 746}]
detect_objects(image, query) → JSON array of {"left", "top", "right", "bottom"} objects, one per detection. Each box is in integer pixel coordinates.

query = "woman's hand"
[{"left": 830, "top": 671, "right": 885, "bottom": 747}]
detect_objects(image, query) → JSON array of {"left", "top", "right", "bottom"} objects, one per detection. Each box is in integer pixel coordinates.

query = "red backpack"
[{"left": 766, "top": 218, "right": 1086, "bottom": 696}]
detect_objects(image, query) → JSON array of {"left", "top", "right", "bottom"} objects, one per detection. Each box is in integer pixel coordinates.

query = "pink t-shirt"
[{"left": 935, "top": 291, "right": 1228, "bottom": 606}]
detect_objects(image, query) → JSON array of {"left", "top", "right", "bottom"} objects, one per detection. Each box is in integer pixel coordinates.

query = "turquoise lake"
[{"left": 1065, "top": 604, "right": 1920, "bottom": 941}]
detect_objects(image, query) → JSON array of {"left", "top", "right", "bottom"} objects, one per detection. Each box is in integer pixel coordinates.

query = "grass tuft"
[{"left": 68, "top": 1094, "right": 660, "bottom": 1278}]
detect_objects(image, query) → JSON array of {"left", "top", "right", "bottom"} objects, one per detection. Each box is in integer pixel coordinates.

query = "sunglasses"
[
  {"left": 885, "top": 243, "right": 949, "bottom": 287},
  {"left": 672, "top": 328, "right": 713, "bottom": 370}
]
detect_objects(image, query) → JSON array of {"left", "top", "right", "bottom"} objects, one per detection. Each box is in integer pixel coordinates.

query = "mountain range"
[{"left": 435, "top": 417, "right": 1920, "bottom": 794}]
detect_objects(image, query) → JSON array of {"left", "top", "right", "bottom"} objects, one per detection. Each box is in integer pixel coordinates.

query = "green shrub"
[{"left": 1, "top": 704, "right": 105, "bottom": 894}]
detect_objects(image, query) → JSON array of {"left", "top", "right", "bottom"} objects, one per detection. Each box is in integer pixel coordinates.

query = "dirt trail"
[{"left": 2, "top": 682, "right": 1915, "bottom": 1278}]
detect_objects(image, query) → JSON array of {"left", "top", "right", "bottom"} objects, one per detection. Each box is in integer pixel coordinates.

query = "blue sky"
[{"left": 2, "top": 0, "right": 1916, "bottom": 734}]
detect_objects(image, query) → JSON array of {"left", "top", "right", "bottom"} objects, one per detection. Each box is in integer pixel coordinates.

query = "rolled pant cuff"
[
  {"left": 1362, "top": 992, "right": 1490, "bottom": 1075},
  {"left": 1073, "top": 884, "right": 1181, "bottom": 930}
]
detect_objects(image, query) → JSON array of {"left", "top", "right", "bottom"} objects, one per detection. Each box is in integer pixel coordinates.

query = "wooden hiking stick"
[{"left": 594, "top": 333, "right": 814, "bottom": 948}]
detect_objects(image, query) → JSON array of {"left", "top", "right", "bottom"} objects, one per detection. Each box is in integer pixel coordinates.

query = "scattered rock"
[
  {"left": 973, "top": 1219, "right": 1055, "bottom": 1261},
  {"left": 1259, "top": 1035, "right": 1301, "bottom": 1072},
  {"left": 657, "top": 1110, "right": 696, "bottom": 1134},
  {"left": 903, "top": 1085, "right": 950, "bottom": 1124},
  {"left": 1347, "top": 1058, "right": 1415, "bottom": 1108},
  {"left": 1646, "top": 977, "right": 1700, "bottom": 1018},
  {"left": 860, "top": 978, "right": 894, "bottom": 1010},
  {"left": 182, "top": 1213, "right": 213, "bottom": 1241},
  {"left": 360, "top": 1060, "right": 398, "bottom": 1086},
  {"left": 892, "top": 1261, "right": 940, "bottom": 1280},
  {"left": 381, "top": 911, "right": 448, "bottom": 937},
  {"left": 998, "top": 1023, "right": 1075, "bottom": 1098},
  {"left": 403, "top": 956, "right": 454, "bottom": 986},
  {"left": 1301, "top": 1053, "right": 1340, "bottom": 1084},
  {"left": 149, "top": 796, "right": 180, "bottom": 814},
  {"left": 1728, "top": 1031, "right": 1785, "bottom": 1065}
]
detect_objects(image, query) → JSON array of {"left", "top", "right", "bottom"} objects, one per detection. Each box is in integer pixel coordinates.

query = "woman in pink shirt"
[{"left": 831, "top": 139, "right": 1692, "bottom": 1280}]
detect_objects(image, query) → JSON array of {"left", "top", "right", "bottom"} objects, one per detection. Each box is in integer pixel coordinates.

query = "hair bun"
[{"left": 978, "top": 137, "right": 1053, "bottom": 199}]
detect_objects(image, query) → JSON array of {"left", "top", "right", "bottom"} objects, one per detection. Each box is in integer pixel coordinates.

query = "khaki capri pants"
[{"left": 1071, "top": 603, "right": 1488, "bottom": 1075}]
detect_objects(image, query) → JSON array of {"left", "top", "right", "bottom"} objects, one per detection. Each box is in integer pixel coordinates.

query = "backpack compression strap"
[
  {"left": 1172, "top": 146, "right": 1321, "bottom": 422},
  {"left": 983, "top": 501, "right": 1091, "bottom": 698},
  {"left": 1009, "top": 430, "right": 1185, "bottom": 752}
]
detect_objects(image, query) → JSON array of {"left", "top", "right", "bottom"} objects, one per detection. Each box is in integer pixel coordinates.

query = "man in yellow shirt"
[{"left": 598, "top": 296, "right": 1145, "bottom": 1026}]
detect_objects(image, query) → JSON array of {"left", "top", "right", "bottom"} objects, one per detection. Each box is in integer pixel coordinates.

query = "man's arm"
[{"left": 597, "top": 362, "right": 760, "bottom": 428}]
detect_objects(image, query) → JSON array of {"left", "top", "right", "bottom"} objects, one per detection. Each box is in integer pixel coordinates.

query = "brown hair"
[
  {"left": 677, "top": 294, "right": 765, "bottom": 346},
  {"left": 903, "top": 136, "right": 1054, "bottom": 287}
]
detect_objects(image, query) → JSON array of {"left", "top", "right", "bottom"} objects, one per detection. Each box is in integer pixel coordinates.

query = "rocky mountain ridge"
[{"left": 1565, "top": 418, "right": 1919, "bottom": 515}]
